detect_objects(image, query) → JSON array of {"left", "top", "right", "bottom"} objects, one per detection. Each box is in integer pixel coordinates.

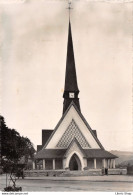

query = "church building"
[{"left": 34, "top": 17, "right": 117, "bottom": 172}]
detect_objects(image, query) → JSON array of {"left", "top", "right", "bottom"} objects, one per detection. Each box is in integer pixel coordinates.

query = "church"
[{"left": 33, "top": 16, "right": 117, "bottom": 172}]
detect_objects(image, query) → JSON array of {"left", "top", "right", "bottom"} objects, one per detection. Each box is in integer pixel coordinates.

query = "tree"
[
  {"left": 0, "top": 115, "right": 36, "bottom": 190},
  {"left": 1, "top": 115, "right": 35, "bottom": 165}
]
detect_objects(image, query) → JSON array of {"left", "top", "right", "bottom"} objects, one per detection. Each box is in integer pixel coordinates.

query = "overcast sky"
[{"left": 1, "top": 0, "right": 132, "bottom": 151}]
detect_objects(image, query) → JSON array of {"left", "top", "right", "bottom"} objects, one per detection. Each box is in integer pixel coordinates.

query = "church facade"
[{"left": 34, "top": 20, "right": 117, "bottom": 172}]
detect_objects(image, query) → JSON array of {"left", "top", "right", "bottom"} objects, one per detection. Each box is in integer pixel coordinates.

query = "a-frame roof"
[
  {"left": 63, "top": 137, "right": 87, "bottom": 158},
  {"left": 42, "top": 101, "right": 104, "bottom": 150}
]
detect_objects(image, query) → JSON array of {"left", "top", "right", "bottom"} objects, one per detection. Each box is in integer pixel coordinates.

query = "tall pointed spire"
[
  {"left": 63, "top": 20, "right": 80, "bottom": 114},
  {"left": 65, "top": 21, "right": 79, "bottom": 92}
]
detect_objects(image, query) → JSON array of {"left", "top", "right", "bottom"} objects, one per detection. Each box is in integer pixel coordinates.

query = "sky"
[{"left": 0, "top": 0, "right": 132, "bottom": 152}]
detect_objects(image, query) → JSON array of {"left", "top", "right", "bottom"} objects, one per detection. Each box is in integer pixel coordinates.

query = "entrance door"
[{"left": 69, "top": 154, "right": 81, "bottom": 170}]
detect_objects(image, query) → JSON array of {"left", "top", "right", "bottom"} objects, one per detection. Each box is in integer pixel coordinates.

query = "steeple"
[{"left": 63, "top": 20, "right": 80, "bottom": 114}]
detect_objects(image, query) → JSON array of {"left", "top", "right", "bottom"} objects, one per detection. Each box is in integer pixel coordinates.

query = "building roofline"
[
  {"left": 63, "top": 137, "right": 87, "bottom": 158},
  {"left": 42, "top": 101, "right": 104, "bottom": 150}
]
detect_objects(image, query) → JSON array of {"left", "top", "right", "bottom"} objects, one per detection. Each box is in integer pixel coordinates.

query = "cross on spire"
[{"left": 66, "top": 1, "right": 73, "bottom": 20}]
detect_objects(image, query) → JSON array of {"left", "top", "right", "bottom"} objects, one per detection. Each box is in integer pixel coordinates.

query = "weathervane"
[{"left": 66, "top": 1, "right": 73, "bottom": 20}]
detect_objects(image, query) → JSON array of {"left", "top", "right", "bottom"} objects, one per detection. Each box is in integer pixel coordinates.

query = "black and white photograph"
[{"left": 0, "top": 0, "right": 133, "bottom": 193}]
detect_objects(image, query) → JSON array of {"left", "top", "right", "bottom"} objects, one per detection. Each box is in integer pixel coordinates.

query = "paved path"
[{"left": 0, "top": 175, "right": 133, "bottom": 192}]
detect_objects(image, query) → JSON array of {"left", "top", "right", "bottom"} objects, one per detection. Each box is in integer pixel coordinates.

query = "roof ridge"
[
  {"left": 41, "top": 102, "right": 104, "bottom": 150},
  {"left": 63, "top": 137, "right": 86, "bottom": 157}
]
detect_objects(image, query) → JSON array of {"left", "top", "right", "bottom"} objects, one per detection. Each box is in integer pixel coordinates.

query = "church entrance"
[{"left": 69, "top": 154, "right": 81, "bottom": 170}]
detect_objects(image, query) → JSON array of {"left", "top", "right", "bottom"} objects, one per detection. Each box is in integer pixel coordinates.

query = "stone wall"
[
  {"left": 24, "top": 169, "right": 102, "bottom": 177},
  {"left": 60, "top": 169, "right": 102, "bottom": 176},
  {"left": 24, "top": 168, "right": 127, "bottom": 177},
  {"left": 24, "top": 170, "right": 64, "bottom": 177},
  {"left": 108, "top": 169, "right": 127, "bottom": 175}
]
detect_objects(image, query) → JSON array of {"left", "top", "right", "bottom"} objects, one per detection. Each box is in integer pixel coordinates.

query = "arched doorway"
[{"left": 69, "top": 154, "right": 81, "bottom": 170}]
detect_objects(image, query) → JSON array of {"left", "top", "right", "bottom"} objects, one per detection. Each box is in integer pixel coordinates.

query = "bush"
[{"left": 4, "top": 186, "right": 22, "bottom": 191}]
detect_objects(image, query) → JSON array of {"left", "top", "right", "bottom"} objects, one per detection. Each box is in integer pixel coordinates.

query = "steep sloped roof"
[
  {"left": 43, "top": 101, "right": 104, "bottom": 150},
  {"left": 35, "top": 149, "right": 66, "bottom": 159},
  {"left": 35, "top": 148, "right": 117, "bottom": 159},
  {"left": 84, "top": 149, "right": 118, "bottom": 159}
]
